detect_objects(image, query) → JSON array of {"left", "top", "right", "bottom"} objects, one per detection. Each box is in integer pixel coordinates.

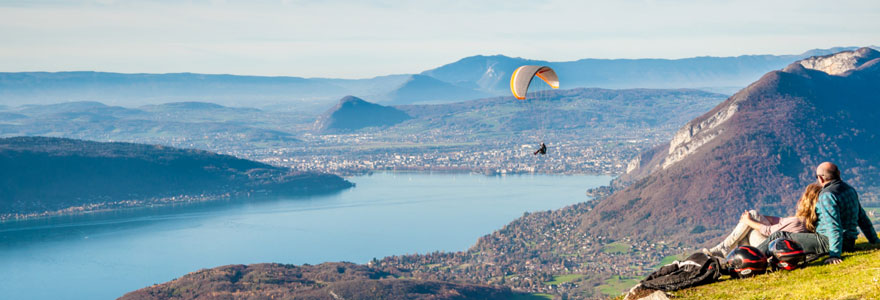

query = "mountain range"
[
  {"left": 0, "top": 101, "right": 305, "bottom": 150},
  {"left": 0, "top": 88, "right": 728, "bottom": 166},
  {"left": 1, "top": 47, "right": 872, "bottom": 109},
  {"left": 420, "top": 48, "right": 861, "bottom": 94}
]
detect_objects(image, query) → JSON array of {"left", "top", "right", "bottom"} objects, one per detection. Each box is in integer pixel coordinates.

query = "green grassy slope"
[{"left": 625, "top": 238, "right": 880, "bottom": 300}]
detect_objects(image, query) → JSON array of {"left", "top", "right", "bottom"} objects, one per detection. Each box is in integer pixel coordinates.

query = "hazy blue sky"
[{"left": 1, "top": 0, "right": 878, "bottom": 78}]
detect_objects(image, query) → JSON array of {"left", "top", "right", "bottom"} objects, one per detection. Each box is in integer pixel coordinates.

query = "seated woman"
[{"left": 703, "top": 183, "right": 821, "bottom": 257}]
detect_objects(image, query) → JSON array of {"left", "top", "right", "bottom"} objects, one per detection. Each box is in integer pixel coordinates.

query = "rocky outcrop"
[
  {"left": 797, "top": 47, "right": 880, "bottom": 75},
  {"left": 662, "top": 102, "right": 739, "bottom": 169}
]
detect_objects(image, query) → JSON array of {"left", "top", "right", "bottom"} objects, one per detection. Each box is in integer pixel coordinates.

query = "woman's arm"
[{"left": 739, "top": 211, "right": 764, "bottom": 231}]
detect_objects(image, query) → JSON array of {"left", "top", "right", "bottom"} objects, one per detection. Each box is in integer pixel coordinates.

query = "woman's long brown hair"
[{"left": 796, "top": 183, "right": 823, "bottom": 232}]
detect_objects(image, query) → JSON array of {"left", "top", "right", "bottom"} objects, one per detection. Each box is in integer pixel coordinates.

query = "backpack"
[{"left": 640, "top": 252, "right": 722, "bottom": 291}]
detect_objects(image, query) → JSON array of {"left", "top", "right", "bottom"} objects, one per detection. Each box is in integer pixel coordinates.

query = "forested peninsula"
[{"left": 0, "top": 136, "right": 353, "bottom": 220}]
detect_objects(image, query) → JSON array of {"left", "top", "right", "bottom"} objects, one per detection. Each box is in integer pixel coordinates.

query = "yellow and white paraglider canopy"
[{"left": 509, "top": 65, "right": 559, "bottom": 100}]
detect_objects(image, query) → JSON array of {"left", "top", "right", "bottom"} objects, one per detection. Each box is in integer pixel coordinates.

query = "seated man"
[{"left": 756, "top": 162, "right": 879, "bottom": 264}]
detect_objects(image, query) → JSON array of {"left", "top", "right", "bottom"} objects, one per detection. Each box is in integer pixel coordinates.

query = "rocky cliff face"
[
  {"left": 662, "top": 102, "right": 739, "bottom": 169},
  {"left": 582, "top": 48, "right": 880, "bottom": 244}
]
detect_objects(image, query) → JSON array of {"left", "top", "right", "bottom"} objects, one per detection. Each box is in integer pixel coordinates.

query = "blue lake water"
[{"left": 0, "top": 172, "right": 611, "bottom": 300}]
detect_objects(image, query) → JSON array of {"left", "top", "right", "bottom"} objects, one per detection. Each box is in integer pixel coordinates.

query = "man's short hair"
[{"left": 819, "top": 163, "right": 841, "bottom": 180}]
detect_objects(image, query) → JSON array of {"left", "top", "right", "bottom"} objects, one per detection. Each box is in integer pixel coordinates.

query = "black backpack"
[{"left": 640, "top": 252, "right": 722, "bottom": 291}]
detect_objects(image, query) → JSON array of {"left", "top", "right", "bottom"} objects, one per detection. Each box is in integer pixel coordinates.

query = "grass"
[
  {"left": 511, "top": 293, "right": 555, "bottom": 300},
  {"left": 544, "top": 274, "right": 585, "bottom": 285},
  {"left": 598, "top": 275, "right": 641, "bottom": 297},
  {"left": 667, "top": 238, "right": 880, "bottom": 300},
  {"left": 602, "top": 242, "right": 632, "bottom": 254},
  {"left": 655, "top": 253, "right": 687, "bottom": 268}
]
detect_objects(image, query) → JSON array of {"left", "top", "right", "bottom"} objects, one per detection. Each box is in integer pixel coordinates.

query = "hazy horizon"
[{"left": 2, "top": 0, "right": 878, "bottom": 78}]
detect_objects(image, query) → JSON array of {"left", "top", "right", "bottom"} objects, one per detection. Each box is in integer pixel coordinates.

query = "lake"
[{"left": 0, "top": 172, "right": 611, "bottom": 300}]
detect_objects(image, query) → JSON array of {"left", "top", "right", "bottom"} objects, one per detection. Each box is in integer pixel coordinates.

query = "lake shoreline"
[
  {"left": 0, "top": 172, "right": 612, "bottom": 300},
  {"left": 0, "top": 183, "right": 356, "bottom": 223}
]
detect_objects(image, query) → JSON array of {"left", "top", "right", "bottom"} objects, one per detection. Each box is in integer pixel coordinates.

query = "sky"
[{"left": 1, "top": 0, "right": 878, "bottom": 78}]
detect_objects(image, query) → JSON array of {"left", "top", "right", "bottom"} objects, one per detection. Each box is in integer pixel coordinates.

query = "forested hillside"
[{"left": 0, "top": 136, "right": 353, "bottom": 219}]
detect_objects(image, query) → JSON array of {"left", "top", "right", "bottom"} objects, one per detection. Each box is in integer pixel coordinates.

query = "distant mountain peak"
[
  {"left": 794, "top": 47, "right": 880, "bottom": 75},
  {"left": 338, "top": 95, "right": 367, "bottom": 104},
  {"left": 315, "top": 96, "right": 411, "bottom": 133},
  {"left": 332, "top": 95, "right": 375, "bottom": 108}
]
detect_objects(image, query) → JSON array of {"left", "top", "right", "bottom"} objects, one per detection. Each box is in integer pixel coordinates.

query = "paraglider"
[
  {"left": 509, "top": 65, "right": 559, "bottom": 100},
  {"left": 510, "top": 65, "right": 558, "bottom": 156}
]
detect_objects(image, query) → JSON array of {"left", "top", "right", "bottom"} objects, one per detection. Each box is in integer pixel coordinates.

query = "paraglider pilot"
[{"left": 534, "top": 143, "right": 547, "bottom": 155}]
